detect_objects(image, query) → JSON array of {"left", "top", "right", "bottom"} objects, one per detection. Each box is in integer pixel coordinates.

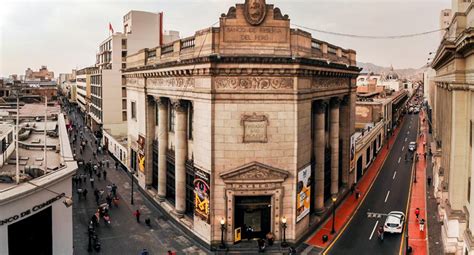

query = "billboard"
[
  {"left": 194, "top": 169, "right": 210, "bottom": 223},
  {"left": 296, "top": 165, "right": 311, "bottom": 222}
]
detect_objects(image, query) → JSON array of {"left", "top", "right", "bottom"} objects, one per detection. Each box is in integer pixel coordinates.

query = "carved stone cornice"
[
  {"left": 215, "top": 77, "right": 293, "bottom": 90},
  {"left": 220, "top": 161, "right": 289, "bottom": 184},
  {"left": 312, "top": 77, "right": 350, "bottom": 91}
]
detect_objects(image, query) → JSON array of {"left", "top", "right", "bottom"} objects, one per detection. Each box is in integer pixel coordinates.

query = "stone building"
[
  {"left": 124, "top": 0, "right": 359, "bottom": 247},
  {"left": 431, "top": 0, "right": 474, "bottom": 254}
]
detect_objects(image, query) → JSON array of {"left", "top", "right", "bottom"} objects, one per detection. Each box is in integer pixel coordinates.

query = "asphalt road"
[{"left": 326, "top": 114, "right": 419, "bottom": 255}]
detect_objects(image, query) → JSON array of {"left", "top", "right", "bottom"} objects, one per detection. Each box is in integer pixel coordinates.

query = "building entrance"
[{"left": 234, "top": 196, "right": 271, "bottom": 241}]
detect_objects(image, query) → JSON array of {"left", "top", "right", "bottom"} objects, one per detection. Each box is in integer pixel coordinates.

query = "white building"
[{"left": 0, "top": 111, "right": 77, "bottom": 254}]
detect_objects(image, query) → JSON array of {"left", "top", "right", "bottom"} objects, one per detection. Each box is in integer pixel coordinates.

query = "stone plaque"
[
  {"left": 223, "top": 26, "right": 288, "bottom": 43},
  {"left": 241, "top": 113, "right": 268, "bottom": 143}
]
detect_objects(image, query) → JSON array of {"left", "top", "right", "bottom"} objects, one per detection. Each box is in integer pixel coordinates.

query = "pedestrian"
[
  {"left": 140, "top": 249, "right": 149, "bottom": 255},
  {"left": 82, "top": 174, "right": 87, "bottom": 184},
  {"left": 106, "top": 160, "right": 110, "bottom": 168},
  {"left": 350, "top": 183, "right": 355, "bottom": 194},
  {"left": 93, "top": 165, "right": 98, "bottom": 175},
  {"left": 83, "top": 188, "right": 88, "bottom": 199},
  {"left": 427, "top": 176, "right": 432, "bottom": 186},
  {"left": 111, "top": 183, "right": 117, "bottom": 197},
  {"left": 90, "top": 176, "right": 95, "bottom": 188},
  {"left": 115, "top": 161, "right": 119, "bottom": 171},
  {"left": 419, "top": 218, "right": 425, "bottom": 231},
  {"left": 415, "top": 207, "right": 420, "bottom": 221},
  {"left": 355, "top": 188, "right": 360, "bottom": 199},
  {"left": 134, "top": 209, "right": 141, "bottom": 223},
  {"left": 103, "top": 170, "right": 107, "bottom": 180},
  {"left": 423, "top": 152, "right": 427, "bottom": 160},
  {"left": 106, "top": 194, "right": 112, "bottom": 207},
  {"left": 97, "top": 171, "right": 102, "bottom": 181}
]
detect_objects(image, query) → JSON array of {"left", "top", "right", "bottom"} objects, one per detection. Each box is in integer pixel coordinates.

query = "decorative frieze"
[
  {"left": 312, "top": 77, "right": 349, "bottom": 90},
  {"left": 215, "top": 77, "right": 293, "bottom": 90},
  {"left": 126, "top": 78, "right": 145, "bottom": 87},
  {"left": 147, "top": 77, "right": 195, "bottom": 89}
]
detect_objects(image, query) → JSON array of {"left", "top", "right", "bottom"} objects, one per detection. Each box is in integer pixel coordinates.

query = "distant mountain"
[{"left": 357, "top": 62, "right": 427, "bottom": 81}]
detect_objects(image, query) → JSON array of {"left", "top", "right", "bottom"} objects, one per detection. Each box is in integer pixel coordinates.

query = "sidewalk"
[
  {"left": 405, "top": 111, "right": 429, "bottom": 255},
  {"left": 306, "top": 117, "right": 404, "bottom": 249}
]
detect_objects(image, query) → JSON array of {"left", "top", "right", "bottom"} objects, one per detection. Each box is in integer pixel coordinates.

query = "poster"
[
  {"left": 137, "top": 135, "right": 145, "bottom": 153},
  {"left": 138, "top": 153, "right": 145, "bottom": 173},
  {"left": 234, "top": 227, "right": 242, "bottom": 244},
  {"left": 194, "top": 169, "right": 210, "bottom": 223},
  {"left": 296, "top": 165, "right": 311, "bottom": 222},
  {"left": 350, "top": 134, "right": 356, "bottom": 172}
]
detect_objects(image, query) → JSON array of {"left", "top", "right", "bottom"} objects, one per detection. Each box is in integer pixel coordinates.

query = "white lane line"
[
  {"left": 407, "top": 131, "right": 410, "bottom": 135},
  {"left": 402, "top": 146, "right": 405, "bottom": 151},
  {"left": 393, "top": 171, "right": 397, "bottom": 179},
  {"left": 369, "top": 220, "right": 379, "bottom": 240},
  {"left": 384, "top": 191, "right": 390, "bottom": 203},
  {"left": 398, "top": 157, "right": 401, "bottom": 163},
  {"left": 405, "top": 137, "right": 407, "bottom": 142}
]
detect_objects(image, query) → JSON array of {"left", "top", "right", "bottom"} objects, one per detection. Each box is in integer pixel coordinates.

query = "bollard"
[{"left": 322, "top": 235, "right": 328, "bottom": 243}]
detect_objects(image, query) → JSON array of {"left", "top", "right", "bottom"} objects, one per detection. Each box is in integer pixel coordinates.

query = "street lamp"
[
  {"left": 281, "top": 216, "right": 288, "bottom": 247},
  {"left": 331, "top": 196, "right": 337, "bottom": 234},
  {"left": 386, "top": 128, "right": 391, "bottom": 150},
  {"left": 131, "top": 170, "right": 135, "bottom": 205},
  {"left": 220, "top": 218, "right": 226, "bottom": 249}
]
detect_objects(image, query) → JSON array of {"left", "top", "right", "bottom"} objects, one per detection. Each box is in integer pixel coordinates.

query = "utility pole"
[
  {"left": 44, "top": 96, "right": 48, "bottom": 172},
  {"left": 15, "top": 89, "right": 20, "bottom": 184}
]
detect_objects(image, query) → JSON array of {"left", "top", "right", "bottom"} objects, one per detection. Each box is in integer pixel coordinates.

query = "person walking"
[
  {"left": 83, "top": 188, "right": 88, "bottom": 199},
  {"left": 103, "top": 170, "right": 107, "bottom": 180},
  {"left": 111, "top": 184, "right": 117, "bottom": 197},
  {"left": 415, "top": 207, "right": 420, "bottom": 221},
  {"left": 90, "top": 176, "right": 95, "bottom": 188},
  {"left": 419, "top": 218, "right": 425, "bottom": 231},
  {"left": 427, "top": 176, "right": 432, "bottom": 186},
  {"left": 134, "top": 209, "right": 141, "bottom": 223},
  {"left": 97, "top": 171, "right": 102, "bottom": 181}
]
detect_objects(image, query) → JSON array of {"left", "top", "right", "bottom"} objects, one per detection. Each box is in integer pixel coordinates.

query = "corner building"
[{"left": 124, "top": 0, "right": 359, "bottom": 247}]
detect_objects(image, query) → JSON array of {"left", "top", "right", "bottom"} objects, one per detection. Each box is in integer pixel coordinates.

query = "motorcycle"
[{"left": 377, "top": 227, "right": 384, "bottom": 242}]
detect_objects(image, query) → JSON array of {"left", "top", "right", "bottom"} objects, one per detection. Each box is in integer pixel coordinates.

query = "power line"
[{"left": 291, "top": 23, "right": 445, "bottom": 39}]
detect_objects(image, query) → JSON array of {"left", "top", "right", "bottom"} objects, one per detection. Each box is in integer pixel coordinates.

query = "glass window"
[
  {"left": 131, "top": 101, "right": 137, "bottom": 120},
  {"left": 166, "top": 161, "right": 176, "bottom": 205},
  {"left": 169, "top": 103, "right": 175, "bottom": 132},
  {"left": 188, "top": 104, "right": 193, "bottom": 140},
  {"left": 185, "top": 166, "right": 195, "bottom": 217}
]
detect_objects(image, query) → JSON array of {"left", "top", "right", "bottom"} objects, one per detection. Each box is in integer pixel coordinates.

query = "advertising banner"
[
  {"left": 296, "top": 164, "right": 311, "bottom": 222},
  {"left": 194, "top": 169, "right": 210, "bottom": 223}
]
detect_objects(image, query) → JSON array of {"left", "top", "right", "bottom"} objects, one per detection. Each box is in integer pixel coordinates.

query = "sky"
[{"left": 0, "top": 0, "right": 450, "bottom": 77}]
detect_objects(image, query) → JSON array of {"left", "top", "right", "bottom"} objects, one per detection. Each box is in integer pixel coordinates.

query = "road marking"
[
  {"left": 402, "top": 146, "right": 405, "bottom": 151},
  {"left": 369, "top": 220, "right": 379, "bottom": 240},
  {"left": 405, "top": 137, "right": 407, "bottom": 142},
  {"left": 398, "top": 157, "right": 401, "bottom": 163},
  {"left": 393, "top": 171, "right": 397, "bottom": 179},
  {"left": 407, "top": 131, "right": 410, "bottom": 135},
  {"left": 385, "top": 191, "right": 390, "bottom": 203}
]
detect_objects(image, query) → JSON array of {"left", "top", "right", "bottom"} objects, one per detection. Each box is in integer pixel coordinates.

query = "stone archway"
[{"left": 220, "top": 161, "right": 289, "bottom": 243}]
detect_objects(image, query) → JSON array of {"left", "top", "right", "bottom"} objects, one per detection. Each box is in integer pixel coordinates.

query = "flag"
[{"left": 109, "top": 22, "right": 114, "bottom": 34}]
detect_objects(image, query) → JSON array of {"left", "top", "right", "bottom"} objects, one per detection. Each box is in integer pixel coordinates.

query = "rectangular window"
[
  {"left": 169, "top": 103, "right": 175, "bottom": 132},
  {"left": 188, "top": 104, "right": 193, "bottom": 140},
  {"left": 131, "top": 101, "right": 137, "bottom": 120},
  {"left": 166, "top": 160, "right": 176, "bottom": 205},
  {"left": 185, "top": 166, "right": 195, "bottom": 217},
  {"left": 122, "top": 111, "right": 127, "bottom": 121},
  {"left": 122, "top": 99, "right": 127, "bottom": 110},
  {"left": 152, "top": 141, "right": 158, "bottom": 190},
  {"left": 155, "top": 103, "right": 159, "bottom": 126}
]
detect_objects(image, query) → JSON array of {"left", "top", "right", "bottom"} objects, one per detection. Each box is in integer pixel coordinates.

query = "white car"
[
  {"left": 384, "top": 211, "right": 405, "bottom": 234},
  {"left": 408, "top": 142, "right": 416, "bottom": 152}
]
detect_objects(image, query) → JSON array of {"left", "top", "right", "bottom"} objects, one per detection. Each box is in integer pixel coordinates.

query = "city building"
[
  {"left": 0, "top": 103, "right": 76, "bottom": 254},
  {"left": 431, "top": 0, "right": 474, "bottom": 254},
  {"left": 90, "top": 10, "right": 166, "bottom": 144},
  {"left": 76, "top": 67, "right": 95, "bottom": 128},
  {"left": 25, "top": 66, "right": 54, "bottom": 81},
  {"left": 124, "top": 0, "right": 359, "bottom": 248},
  {"left": 440, "top": 9, "right": 452, "bottom": 39}
]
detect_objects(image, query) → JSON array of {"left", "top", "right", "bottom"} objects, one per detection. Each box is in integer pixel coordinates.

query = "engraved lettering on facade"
[
  {"left": 147, "top": 77, "right": 195, "bottom": 89},
  {"left": 215, "top": 77, "right": 293, "bottom": 90},
  {"left": 312, "top": 77, "right": 349, "bottom": 90},
  {"left": 223, "top": 26, "right": 287, "bottom": 43},
  {"left": 241, "top": 113, "right": 268, "bottom": 143}
]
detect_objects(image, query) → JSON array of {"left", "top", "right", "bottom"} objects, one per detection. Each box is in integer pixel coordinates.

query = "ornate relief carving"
[
  {"left": 126, "top": 78, "right": 145, "bottom": 87},
  {"left": 244, "top": 0, "right": 267, "bottom": 26},
  {"left": 220, "top": 161, "right": 289, "bottom": 184},
  {"left": 273, "top": 8, "right": 289, "bottom": 20},
  {"left": 171, "top": 99, "right": 187, "bottom": 112},
  {"left": 147, "top": 77, "right": 195, "bottom": 89},
  {"left": 312, "top": 77, "right": 349, "bottom": 90},
  {"left": 241, "top": 113, "right": 268, "bottom": 143},
  {"left": 215, "top": 77, "right": 293, "bottom": 90}
]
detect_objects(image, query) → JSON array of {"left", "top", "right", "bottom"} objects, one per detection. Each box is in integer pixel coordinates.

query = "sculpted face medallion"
[{"left": 244, "top": 0, "right": 266, "bottom": 26}]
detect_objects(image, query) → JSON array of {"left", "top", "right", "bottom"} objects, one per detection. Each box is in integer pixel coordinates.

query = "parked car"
[
  {"left": 384, "top": 211, "right": 405, "bottom": 234},
  {"left": 408, "top": 141, "right": 417, "bottom": 152}
]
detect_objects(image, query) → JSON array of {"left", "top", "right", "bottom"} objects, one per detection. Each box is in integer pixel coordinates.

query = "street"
[
  {"left": 63, "top": 100, "right": 208, "bottom": 255},
  {"left": 326, "top": 113, "right": 419, "bottom": 255}
]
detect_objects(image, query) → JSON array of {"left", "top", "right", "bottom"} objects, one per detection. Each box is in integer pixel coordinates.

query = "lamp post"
[
  {"left": 331, "top": 196, "right": 337, "bottom": 234},
  {"left": 220, "top": 218, "right": 226, "bottom": 249},
  {"left": 281, "top": 216, "right": 288, "bottom": 247},
  {"left": 131, "top": 170, "right": 135, "bottom": 205}
]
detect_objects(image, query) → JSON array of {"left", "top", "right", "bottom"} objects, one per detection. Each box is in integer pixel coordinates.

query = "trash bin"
[{"left": 322, "top": 235, "right": 328, "bottom": 243}]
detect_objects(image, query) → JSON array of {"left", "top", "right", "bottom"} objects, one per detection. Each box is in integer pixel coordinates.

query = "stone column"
[
  {"left": 314, "top": 101, "right": 326, "bottom": 212},
  {"left": 339, "top": 96, "right": 350, "bottom": 188},
  {"left": 330, "top": 97, "right": 340, "bottom": 196},
  {"left": 157, "top": 98, "right": 168, "bottom": 201},
  {"left": 145, "top": 96, "right": 156, "bottom": 187},
  {"left": 173, "top": 99, "right": 188, "bottom": 217}
]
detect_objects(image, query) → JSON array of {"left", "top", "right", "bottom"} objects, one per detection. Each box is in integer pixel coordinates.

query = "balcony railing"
[
  {"left": 161, "top": 44, "right": 174, "bottom": 55},
  {"left": 181, "top": 37, "right": 195, "bottom": 50}
]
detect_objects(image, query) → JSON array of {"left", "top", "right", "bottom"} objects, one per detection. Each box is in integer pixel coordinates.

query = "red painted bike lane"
[{"left": 306, "top": 118, "right": 405, "bottom": 249}]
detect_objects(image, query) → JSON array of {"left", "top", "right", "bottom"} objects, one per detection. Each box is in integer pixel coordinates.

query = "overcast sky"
[{"left": 0, "top": 0, "right": 450, "bottom": 77}]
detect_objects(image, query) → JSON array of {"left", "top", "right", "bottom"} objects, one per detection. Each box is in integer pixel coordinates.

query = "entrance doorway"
[
  {"left": 357, "top": 156, "right": 363, "bottom": 181},
  {"left": 234, "top": 196, "right": 271, "bottom": 241}
]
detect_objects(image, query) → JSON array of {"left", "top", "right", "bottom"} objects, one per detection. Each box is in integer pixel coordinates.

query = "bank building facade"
[{"left": 124, "top": 0, "right": 359, "bottom": 248}]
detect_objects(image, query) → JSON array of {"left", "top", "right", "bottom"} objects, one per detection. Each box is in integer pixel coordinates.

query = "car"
[
  {"left": 384, "top": 211, "right": 405, "bottom": 234},
  {"left": 408, "top": 141, "right": 416, "bottom": 151},
  {"left": 408, "top": 107, "right": 414, "bottom": 114}
]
